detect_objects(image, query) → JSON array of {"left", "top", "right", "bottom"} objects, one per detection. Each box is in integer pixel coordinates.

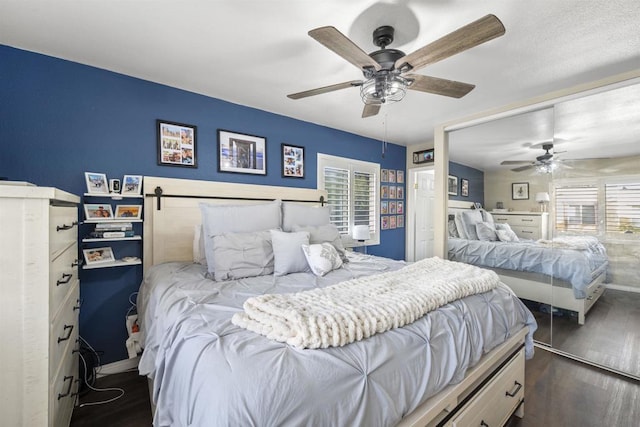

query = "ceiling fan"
[
  {"left": 501, "top": 143, "right": 563, "bottom": 172},
  {"left": 287, "top": 14, "right": 506, "bottom": 118}
]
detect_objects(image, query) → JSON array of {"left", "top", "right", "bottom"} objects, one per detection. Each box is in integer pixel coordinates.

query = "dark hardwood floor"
[{"left": 71, "top": 347, "right": 640, "bottom": 426}]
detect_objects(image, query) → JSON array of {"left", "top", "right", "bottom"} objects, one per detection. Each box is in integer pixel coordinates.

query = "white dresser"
[
  {"left": 492, "top": 211, "right": 550, "bottom": 240},
  {"left": 0, "top": 184, "right": 80, "bottom": 426}
]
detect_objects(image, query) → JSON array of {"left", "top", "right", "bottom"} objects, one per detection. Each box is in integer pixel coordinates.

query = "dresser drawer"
[
  {"left": 494, "top": 214, "right": 541, "bottom": 227},
  {"left": 50, "top": 243, "right": 79, "bottom": 314},
  {"left": 50, "top": 350, "right": 79, "bottom": 427},
  {"left": 50, "top": 282, "right": 80, "bottom": 381},
  {"left": 50, "top": 205, "right": 78, "bottom": 260},
  {"left": 450, "top": 348, "right": 525, "bottom": 427},
  {"left": 511, "top": 225, "right": 540, "bottom": 240}
]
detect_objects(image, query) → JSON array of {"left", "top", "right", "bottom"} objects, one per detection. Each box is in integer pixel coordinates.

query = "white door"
[{"left": 407, "top": 168, "right": 435, "bottom": 261}]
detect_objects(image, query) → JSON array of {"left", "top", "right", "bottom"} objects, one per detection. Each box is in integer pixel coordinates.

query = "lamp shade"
[
  {"left": 352, "top": 225, "right": 371, "bottom": 241},
  {"left": 535, "top": 192, "right": 550, "bottom": 203}
]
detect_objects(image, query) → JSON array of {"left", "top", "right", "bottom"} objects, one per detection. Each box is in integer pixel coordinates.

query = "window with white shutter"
[
  {"left": 605, "top": 182, "right": 640, "bottom": 234},
  {"left": 554, "top": 185, "right": 598, "bottom": 233},
  {"left": 318, "top": 154, "right": 380, "bottom": 244}
]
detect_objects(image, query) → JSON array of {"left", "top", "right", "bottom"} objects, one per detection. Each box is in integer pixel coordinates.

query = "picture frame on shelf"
[
  {"left": 396, "top": 186, "right": 404, "bottom": 200},
  {"left": 83, "top": 247, "right": 115, "bottom": 265},
  {"left": 461, "top": 178, "right": 469, "bottom": 197},
  {"left": 397, "top": 215, "right": 405, "bottom": 228},
  {"left": 281, "top": 143, "right": 304, "bottom": 178},
  {"left": 397, "top": 200, "right": 404, "bottom": 214},
  {"left": 389, "top": 201, "right": 397, "bottom": 214},
  {"left": 157, "top": 120, "right": 197, "bottom": 168},
  {"left": 218, "top": 129, "right": 267, "bottom": 175},
  {"left": 412, "top": 149, "right": 434, "bottom": 164},
  {"left": 388, "top": 170, "right": 396, "bottom": 183},
  {"left": 389, "top": 216, "right": 397, "bottom": 229},
  {"left": 448, "top": 175, "right": 458, "bottom": 196},
  {"left": 381, "top": 201, "right": 388, "bottom": 215},
  {"left": 381, "top": 216, "right": 389, "bottom": 230},
  {"left": 85, "top": 172, "right": 109, "bottom": 194},
  {"left": 114, "top": 204, "right": 142, "bottom": 219},
  {"left": 389, "top": 185, "right": 397, "bottom": 199},
  {"left": 381, "top": 185, "right": 389, "bottom": 199},
  {"left": 122, "top": 175, "right": 142, "bottom": 195},
  {"left": 397, "top": 170, "right": 404, "bottom": 184},
  {"left": 381, "top": 169, "right": 389, "bottom": 182},
  {"left": 512, "top": 182, "right": 529, "bottom": 200},
  {"left": 84, "top": 204, "right": 114, "bottom": 220}
]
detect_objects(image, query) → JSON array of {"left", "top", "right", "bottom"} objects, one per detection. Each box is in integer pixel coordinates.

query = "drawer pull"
[
  {"left": 72, "top": 259, "right": 80, "bottom": 268},
  {"left": 57, "top": 375, "right": 74, "bottom": 400},
  {"left": 480, "top": 421, "right": 489, "bottom": 427},
  {"left": 57, "top": 273, "right": 73, "bottom": 286},
  {"left": 74, "top": 298, "right": 82, "bottom": 311},
  {"left": 522, "top": 219, "right": 533, "bottom": 222},
  {"left": 521, "top": 230, "right": 533, "bottom": 234},
  {"left": 56, "top": 221, "right": 78, "bottom": 232},
  {"left": 57, "top": 324, "right": 74, "bottom": 343},
  {"left": 506, "top": 381, "right": 523, "bottom": 397},
  {"left": 587, "top": 296, "right": 594, "bottom": 301}
]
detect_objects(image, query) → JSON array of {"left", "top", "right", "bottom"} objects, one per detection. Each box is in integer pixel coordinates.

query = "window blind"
[
  {"left": 554, "top": 185, "right": 598, "bottom": 233},
  {"left": 323, "top": 166, "right": 350, "bottom": 234},
  {"left": 353, "top": 170, "right": 376, "bottom": 232},
  {"left": 605, "top": 182, "right": 640, "bottom": 234}
]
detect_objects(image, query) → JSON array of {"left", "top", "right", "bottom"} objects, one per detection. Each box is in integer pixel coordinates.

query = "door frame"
[{"left": 406, "top": 164, "right": 435, "bottom": 262}]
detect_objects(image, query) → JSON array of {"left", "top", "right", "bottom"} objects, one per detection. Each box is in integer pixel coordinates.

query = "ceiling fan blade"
[
  {"left": 309, "top": 26, "right": 382, "bottom": 71},
  {"left": 395, "top": 14, "right": 505, "bottom": 72},
  {"left": 405, "top": 74, "right": 475, "bottom": 98},
  {"left": 362, "top": 104, "right": 381, "bottom": 118},
  {"left": 287, "top": 80, "right": 362, "bottom": 100},
  {"left": 501, "top": 160, "right": 535, "bottom": 166},
  {"left": 511, "top": 164, "right": 536, "bottom": 172}
]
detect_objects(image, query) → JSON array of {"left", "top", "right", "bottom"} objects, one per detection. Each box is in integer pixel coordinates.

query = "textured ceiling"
[{"left": 1, "top": 0, "right": 639, "bottom": 169}]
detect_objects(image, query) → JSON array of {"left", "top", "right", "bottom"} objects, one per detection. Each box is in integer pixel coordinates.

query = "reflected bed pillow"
[
  {"left": 270, "top": 230, "right": 310, "bottom": 276},
  {"left": 200, "top": 200, "right": 281, "bottom": 274},
  {"left": 291, "top": 223, "right": 348, "bottom": 262},
  {"left": 301, "top": 243, "right": 343, "bottom": 277},
  {"left": 457, "top": 210, "right": 483, "bottom": 240},
  {"left": 495, "top": 223, "right": 519, "bottom": 242},
  {"left": 476, "top": 222, "right": 498, "bottom": 241},
  {"left": 212, "top": 230, "right": 274, "bottom": 281},
  {"left": 282, "top": 202, "right": 330, "bottom": 232}
]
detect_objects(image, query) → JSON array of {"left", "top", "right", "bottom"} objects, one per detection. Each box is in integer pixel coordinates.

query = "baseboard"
[
  {"left": 98, "top": 356, "right": 140, "bottom": 377},
  {"left": 605, "top": 283, "right": 640, "bottom": 293}
]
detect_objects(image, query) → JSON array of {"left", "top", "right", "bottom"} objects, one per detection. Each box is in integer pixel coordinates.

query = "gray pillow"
[
  {"left": 282, "top": 202, "right": 330, "bottom": 232},
  {"left": 270, "top": 230, "right": 310, "bottom": 276},
  {"left": 212, "top": 230, "right": 274, "bottom": 281},
  {"left": 200, "top": 200, "right": 281, "bottom": 274},
  {"left": 476, "top": 222, "right": 498, "bottom": 241},
  {"left": 481, "top": 209, "right": 494, "bottom": 224},
  {"left": 448, "top": 219, "right": 460, "bottom": 238},
  {"left": 496, "top": 228, "right": 519, "bottom": 242},
  {"left": 291, "top": 223, "right": 348, "bottom": 262},
  {"left": 459, "top": 209, "right": 483, "bottom": 240}
]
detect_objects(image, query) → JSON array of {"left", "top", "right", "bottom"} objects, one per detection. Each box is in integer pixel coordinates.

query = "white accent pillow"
[
  {"left": 496, "top": 227, "right": 519, "bottom": 242},
  {"left": 270, "top": 230, "right": 310, "bottom": 276},
  {"left": 200, "top": 200, "right": 281, "bottom": 274},
  {"left": 301, "top": 243, "right": 343, "bottom": 277},
  {"left": 282, "top": 202, "right": 330, "bottom": 232},
  {"left": 291, "top": 223, "right": 348, "bottom": 262},
  {"left": 476, "top": 222, "right": 498, "bottom": 241}
]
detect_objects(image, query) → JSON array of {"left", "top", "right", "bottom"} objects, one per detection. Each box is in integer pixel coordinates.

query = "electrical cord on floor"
[{"left": 77, "top": 336, "right": 125, "bottom": 407}]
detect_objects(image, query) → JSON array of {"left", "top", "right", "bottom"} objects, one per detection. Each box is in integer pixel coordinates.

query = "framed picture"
[
  {"left": 122, "top": 175, "right": 142, "bottom": 195},
  {"left": 397, "top": 215, "right": 405, "bottom": 228},
  {"left": 381, "top": 185, "right": 389, "bottom": 199},
  {"left": 157, "top": 120, "right": 197, "bottom": 167},
  {"left": 281, "top": 144, "right": 304, "bottom": 178},
  {"left": 389, "top": 185, "right": 397, "bottom": 199},
  {"left": 84, "top": 204, "right": 114, "bottom": 220},
  {"left": 461, "top": 178, "right": 469, "bottom": 197},
  {"left": 512, "top": 182, "right": 530, "bottom": 200},
  {"left": 413, "top": 149, "right": 434, "bottom": 164},
  {"left": 389, "top": 201, "right": 397, "bottom": 214},
  {"left": 448, "top": 175, "right": 458, "bottom": 196},
  {"left": 85, "top": 172, "right": 109, "bottom": 194},
  {"left": 381, "top": 169, "right": 389, "bottom": 182},
  {"left": 114, "top": 204, "right": 142, "bottom": 219},
  {"left": 381, "top": 201, "right": 388, "bottom": 215},
  {"left": 397, "top": 186, "right": 404, "bottom": 200},
  {"left": 218, "top": 129, "right": 266, "bottom": 175},
  {"left": 388, "top": 170, "right": 396, "bottom": 183},
  {"left": 397, "top": 170, "right": 404, "bottom": 184},
  {"left": 83, "top": 247, "right": 115, "bottom": 265},
  {"left": 381, "top": 216, "right": 389, "bottom": 230},
  {"left": 397, "top": 200, "right": 404, "bottom": 214},
  {"left": 389, "top": 216, "right": 397, "bottom": 229}
]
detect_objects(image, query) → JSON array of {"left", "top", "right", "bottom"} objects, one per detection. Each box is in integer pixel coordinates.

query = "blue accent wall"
[
  {"left": 0, "top": 45, "right": 406, "bottom": 363},
  {"left": 449, "top": 162, "right": 484, "bottom": 205}
]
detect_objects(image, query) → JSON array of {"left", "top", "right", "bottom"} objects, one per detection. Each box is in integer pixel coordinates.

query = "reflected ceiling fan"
[
  {"left": 501, "top": 143, "right": 564, "bottom": 172},
  {"left": 287, "top": 14, "right": 506, "bottom": 118}
]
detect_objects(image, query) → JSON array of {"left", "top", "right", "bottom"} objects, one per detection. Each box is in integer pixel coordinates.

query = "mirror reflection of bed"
[{"left": 444, "top": 79, "right": 640, "bottom": 380}]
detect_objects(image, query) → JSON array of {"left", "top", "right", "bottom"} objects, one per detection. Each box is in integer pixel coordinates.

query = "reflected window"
[
  {"left": 555, "top": 185, "right": 598, "bottom": 233},
  {"left": 605, "top": 182, "right": 640, "bottom": 234}
]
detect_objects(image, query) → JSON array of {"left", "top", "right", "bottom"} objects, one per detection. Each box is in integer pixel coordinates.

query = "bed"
[
  {"left": 447, "top": 202, "right": 608, "bottom": 324},
  {"left": 138, "top": 176, "right": 536, "bottom": 427}
]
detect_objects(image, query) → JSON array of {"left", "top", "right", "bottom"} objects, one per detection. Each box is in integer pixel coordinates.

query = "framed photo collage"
[{"left": 380, "top": 169, "right": 405, "bottom": 230}]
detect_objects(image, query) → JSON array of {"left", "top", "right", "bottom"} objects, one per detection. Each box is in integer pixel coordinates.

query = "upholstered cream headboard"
[{"left": 142, "top": 176, "right": 327, "bottom": 271}]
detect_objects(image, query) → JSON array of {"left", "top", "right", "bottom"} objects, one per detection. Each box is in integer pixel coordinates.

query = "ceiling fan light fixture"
[
  {"left": 360, "top": 74, "right": 408, "bottom": 105},
  {"left": 536, "top": 161, "right": 558, "bottom": 174}
]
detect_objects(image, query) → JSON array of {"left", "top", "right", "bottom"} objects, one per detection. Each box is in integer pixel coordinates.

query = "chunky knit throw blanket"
[{"left": 232, "top": 257, "right": 499, "bottom": 349}]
